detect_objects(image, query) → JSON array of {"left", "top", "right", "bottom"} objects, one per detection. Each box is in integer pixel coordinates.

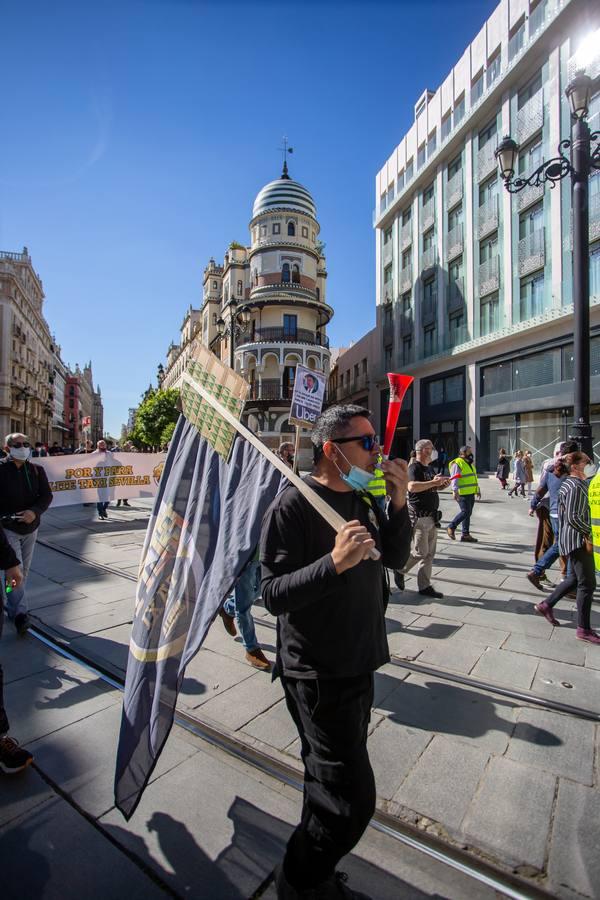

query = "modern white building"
[{"left": 374, "top": 0, "right": 600, "bottom": 467}]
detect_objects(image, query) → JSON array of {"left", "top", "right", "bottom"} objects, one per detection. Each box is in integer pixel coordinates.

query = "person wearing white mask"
[{"left": 0, "top": 433, "right": 53, "bottom": 634}]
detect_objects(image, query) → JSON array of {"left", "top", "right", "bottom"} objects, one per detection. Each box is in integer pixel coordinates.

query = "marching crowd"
[{"left": 1, "top": 408, "right": 599, "bottom": 900}]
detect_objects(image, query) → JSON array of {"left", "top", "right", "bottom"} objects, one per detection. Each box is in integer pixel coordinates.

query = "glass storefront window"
[
  {"left": 481, "top": 361, "right": 511, "bottom": 395},
  {"left": 445, "top": 373, "right": 464, "bottom": 401},
  {"left": 512, "top": 348, "right": 560, "bottom": 390},
  {"left": 427, "top": 379, "right": 444, "bottom": 405}
]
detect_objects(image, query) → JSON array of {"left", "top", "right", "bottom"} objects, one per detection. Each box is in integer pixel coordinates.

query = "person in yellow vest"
[
  {"left": 447, "top": 445, "right": 480, "bottom": 542},
  {"left": 589, "top": 466, "right": 600, "bottom": 575},
  {"left": 366, "top": 455, "right": 387, "bottom": 511}
]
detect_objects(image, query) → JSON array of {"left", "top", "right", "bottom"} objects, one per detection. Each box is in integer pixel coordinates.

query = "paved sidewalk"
[{"left": 2, "top": 479, "right": 600, "bottom": 898}]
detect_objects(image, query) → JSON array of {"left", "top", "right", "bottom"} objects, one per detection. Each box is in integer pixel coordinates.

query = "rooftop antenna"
[{"left": 278, "top": 136, "right": 294, "bottom": 179}]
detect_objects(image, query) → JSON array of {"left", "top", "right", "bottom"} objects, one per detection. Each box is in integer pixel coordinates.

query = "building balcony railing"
[
  {"left": 420, "top": 246, "right": 437, "bottom": 274},
  {"left": 421, "top": 198, "right": 435, "bottom": 231},
  {"left": 516, "top": 90, "right": 544, "bottom": 145},
  {"left": 399, "top": 308, "right": 414, "bottom": 336},
  {"left": 382, "top": 241, "right": 393, "bottom": 267},
  {"left": 399, "top": 265, "right": 412, "bottom": 293},
  {"left": 517, "top": 180, "right": 544, "bottom": 212},
  {"left": 477, "top": 142, "right": 497, "bottom": 182},
  {"left": 479, "top": 256, "right": 500, "bottom": 297},
  {"left": 508, "top": 24, "right": 525, "bottom": 63},
  {"left": 445, "top": 171, "right": 463, "bottom": 210},
  {"left": 478, "top": 195, "right": 499, "bottom": 238},
  {"left": 447, "top": 278, "right": 465, "bottom": 313},
  {"left": 446, "top": 224, "right": 463, "bottom": 261},
  {"left": 518, "top": 229, "right": 545, "bottom": 277},
  {"left": 238, "top": 327, "right": 329, "bottom": 348},
  {"left": 444, "top": 323, "right": 471, "bottom": 350},
  {"left": 248, "top": 379, "right": 293, "bottom": 402},
  {"left": 401, "top": 221, "right": 413, "bottom": 249}
]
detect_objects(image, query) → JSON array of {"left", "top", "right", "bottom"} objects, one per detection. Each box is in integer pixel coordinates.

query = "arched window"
[
  {"left": 292, "top": 264, "right": 300, "bottom": 284},
  {"left": 281, "top": 263, "right": 291, "bottom": 283},
  {"left": 287, "top": 222, "right": 295, "bottom": 236}
]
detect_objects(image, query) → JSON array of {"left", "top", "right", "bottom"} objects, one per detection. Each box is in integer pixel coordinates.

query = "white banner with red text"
[{"left": 36, "top": 451, "right": 167, "bottom": 507}]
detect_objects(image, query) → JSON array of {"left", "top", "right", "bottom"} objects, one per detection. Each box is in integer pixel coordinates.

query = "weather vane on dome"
[{"left": 278, "top": 136, "right": 294, "bottom": 179}]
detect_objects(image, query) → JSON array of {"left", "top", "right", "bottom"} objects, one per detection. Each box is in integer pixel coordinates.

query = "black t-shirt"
[
  {"left": 407, "top": 461, "right": 438, "bottom": 518},
  {"left": 260, "top": 476, "right": 412, "bottom": 680}
]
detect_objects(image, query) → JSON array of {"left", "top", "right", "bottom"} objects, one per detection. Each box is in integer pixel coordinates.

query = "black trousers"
[
  {"left": 545, "top": 546, "right": 596, "bottom": 630},
  {"left": 281, "top": 673, "right": 375, "bottom": 889},
  {"left": 0, "top": 602, "right": 8, "bottom": 735}
]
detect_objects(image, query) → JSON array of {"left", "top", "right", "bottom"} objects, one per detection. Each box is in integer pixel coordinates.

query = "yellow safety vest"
[
  {"left": 366, "top": 466, "right": 386, "bottom": 498},
  {"left": 588, "top": 471, "right": 600, "bottom": 572},
  {"left": 450, "top": 457, "right": 478, "bottom": 495}
]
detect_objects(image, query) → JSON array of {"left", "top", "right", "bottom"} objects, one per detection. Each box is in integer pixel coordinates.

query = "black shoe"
[
  {"left": 0, "top": 736, "right": 34, "bottom": 774},
  {"left": 394, "top": 572, "right": 405, "bottom": 590},
  {"left": 123, "top": 500, "right": 131, "bottom": 507},
  {"left": 419, "top": 586, "right": 444, "bottom": 599},
  {"left": 14, "top": 613, "right": 30, "bottom": 636},
  {"left": 460, "top": 534, "right": 478, "bottom": 543},
  {"left": 526, "top": 571, "right": 545, "bottom": 592}
]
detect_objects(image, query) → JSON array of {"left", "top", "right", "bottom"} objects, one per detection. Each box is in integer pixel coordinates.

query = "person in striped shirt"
[{"left": 534, "top": 451, "right": 598, "bottom": 644}]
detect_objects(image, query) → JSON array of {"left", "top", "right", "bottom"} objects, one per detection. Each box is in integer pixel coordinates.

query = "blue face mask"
[{"left": 334, "top": 447, "right": 374, "bottom": 491}]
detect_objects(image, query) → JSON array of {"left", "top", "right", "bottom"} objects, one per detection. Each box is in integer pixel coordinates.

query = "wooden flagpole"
[{"left": 181, "top": 371, "right": 380, "bottom": 560}]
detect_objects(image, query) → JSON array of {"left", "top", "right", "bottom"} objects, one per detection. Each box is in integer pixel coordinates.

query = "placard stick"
[
  {"left": 292, "top": 425, "right": 301, "bottom": 476},
  {"left": 181, "top": 371, "right": 380, "bottom": 561}
]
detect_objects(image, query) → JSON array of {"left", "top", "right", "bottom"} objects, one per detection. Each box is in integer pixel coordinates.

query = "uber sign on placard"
[{"left": 289, "top": 364, "right": 326, "bottom": 429}]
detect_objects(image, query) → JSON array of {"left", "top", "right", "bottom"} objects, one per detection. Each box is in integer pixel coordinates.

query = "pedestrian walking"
[
  {"left": 31, "top": 442, "right": 48, "bottom": 458},
  {"left": 0, "top": 433, "right": 53, "bottom": 634},
  {"left": 495, "top": 448, "right": 510, "bottom": 490},
  {"left": 115, "top": 499, "right": 131, "bottom": 507},
  {"left": 276, "top": 442, "right": 295, "bottom": 469},
  {"left": 523, "top": 450, "right": 534, "bottom": 496},
  {"left": 508, "top": 450, "right": 526, "bottom": 497},
  {"left": 534, "top": 452, "right": 598, "bottom": 643},
  {"left": 218, "top": 550, "right": 271, "bottom": 670},
  {"left": 447, "top": 445, "right": 480, "bottom": 542},
  {"left": 0, "top": 524, "right": 34, "bottom": 773},
  {"left": 95, "top": 439, "right": 110, "bottom": 519},
  {"left": 366, "top": 454, "right": 387, "bottom": 512},
  {"left": 394, "top": 439, "right": 450, "bottom": 597},
  {"left": 436, "top": 444, "right": 448, "bottom": 476},
  {"left": 260, "top": 404, "right": 411, "bottom": 900},
  {"left": 526, "top": 443, "right": 576, "bottom": 589}
]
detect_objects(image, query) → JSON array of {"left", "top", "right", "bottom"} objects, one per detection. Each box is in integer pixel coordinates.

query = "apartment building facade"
[{"left": 374, "top": 0, "right": 600, "bottom": 468}]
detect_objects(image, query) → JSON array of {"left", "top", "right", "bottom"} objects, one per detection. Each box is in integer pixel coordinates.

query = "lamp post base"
[{"left": 568, "top": 421, "right": 593, "bottom": 460}]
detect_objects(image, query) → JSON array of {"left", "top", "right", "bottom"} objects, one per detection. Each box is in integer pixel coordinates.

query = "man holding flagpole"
[{"left": 261, "top": 404, "right": 411, "bottom": 900}]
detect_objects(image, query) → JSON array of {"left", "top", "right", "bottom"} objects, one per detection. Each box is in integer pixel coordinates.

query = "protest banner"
[{"left": 36, "top": 451, "right": 166, "bottom": 507}]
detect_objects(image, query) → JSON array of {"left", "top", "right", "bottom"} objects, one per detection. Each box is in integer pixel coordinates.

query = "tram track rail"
[
  {"left": 28, "top": 621, "right": 553, "bottom": 900},
  {"left": 36, "top": 538, "right": 600, "bottom": 723}
]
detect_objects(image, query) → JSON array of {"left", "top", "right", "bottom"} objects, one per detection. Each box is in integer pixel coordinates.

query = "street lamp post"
[
  {"left": 16, "top": 387, "right": 33, "bottom": 436},
  {"left": 216, "top": 299, "right": 252, "bottom": 370},
  {"left": 495, "top": 70, "right": 600, "bottom": 459}
]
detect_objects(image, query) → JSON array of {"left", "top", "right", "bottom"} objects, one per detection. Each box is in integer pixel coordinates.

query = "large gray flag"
[{"left": 114, "top": 415, "right": 283, "bottom": 819}]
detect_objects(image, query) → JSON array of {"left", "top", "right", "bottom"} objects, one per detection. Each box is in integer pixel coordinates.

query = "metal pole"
[{"left": 569, "top": 116, "right": 593, "bottom": 459}]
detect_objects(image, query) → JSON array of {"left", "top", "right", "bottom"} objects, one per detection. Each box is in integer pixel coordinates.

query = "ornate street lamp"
[
  {"left": 495, "top": 70, "right": 600, "bottom": 458},
  {"left": 216, "top": 299, "right": 252, "bottom": 369}
]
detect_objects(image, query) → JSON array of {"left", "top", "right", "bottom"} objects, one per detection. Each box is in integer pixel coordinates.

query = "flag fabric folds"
[{"left": 114, "top": 415, "right": 283, "bottom": 819}]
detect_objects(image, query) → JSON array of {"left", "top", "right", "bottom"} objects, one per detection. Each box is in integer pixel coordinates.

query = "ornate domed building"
[{"left": 162, "top": 162, "right": 333, "bottom": 458}]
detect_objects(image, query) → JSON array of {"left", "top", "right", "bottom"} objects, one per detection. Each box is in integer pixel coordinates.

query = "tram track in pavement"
[
  {"left": 35, "top": 538, "right": 600, "bottom": 724},
  {"left": 27, "top": 622, "right": 553, "bottom": 900}
]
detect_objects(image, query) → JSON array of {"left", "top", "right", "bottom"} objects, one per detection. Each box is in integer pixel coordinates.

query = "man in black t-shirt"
[
  {"left": 394, "top": 438, "right": 450, "bottom": 598},
  {"left": 261, "top": 404, "right": 411, "bottom": 900}
]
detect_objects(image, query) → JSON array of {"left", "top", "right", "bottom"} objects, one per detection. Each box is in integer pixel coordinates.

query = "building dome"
[{"left": 252, "top": 172, "right": 317, "bottom": 220}]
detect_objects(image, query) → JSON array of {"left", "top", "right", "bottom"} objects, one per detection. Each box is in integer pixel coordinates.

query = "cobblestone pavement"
[{"left": 2, "top": 477, "right": 599, "bottom": 898}]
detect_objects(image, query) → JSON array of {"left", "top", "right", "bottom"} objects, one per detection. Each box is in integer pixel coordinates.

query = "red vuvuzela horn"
[{"left": 383, "top": 373, "right": 414, "bottom": 458}]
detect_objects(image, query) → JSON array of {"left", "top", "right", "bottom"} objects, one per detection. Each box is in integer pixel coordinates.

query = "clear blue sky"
[{"left": 1, "top": 0, "right": 497, "bottom": 437}]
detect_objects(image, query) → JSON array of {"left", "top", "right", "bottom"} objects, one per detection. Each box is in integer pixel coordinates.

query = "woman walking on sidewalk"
[
  {"left": 508, "top": 450, "right": 526, "bottom": 497},
  {"left": 534, "top": 451, "right": 598, "bottom": 644},
  {"left": 523, "top": 450, "right": 535, "bottom": 497},
  {"left": 495, "top": 448, "right": 510, "bottom": 490}
]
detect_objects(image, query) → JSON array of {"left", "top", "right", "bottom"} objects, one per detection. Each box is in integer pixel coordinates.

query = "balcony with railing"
[
  {"left": 238, "top": 327, "right": 329, "bottom": 348},
  {"left": 401, "top": 221, "right": 413, "bottom": 249},
  {"left": 248, "top": 379, "right": 293, "bottom": 402},
  {"left": 420, "top": 246, "right": 437, "bottom": 274},
  {"left": 518, "top": 229, "right": 545, "bottom": 276},
  {"left": 446, "top": 224, "right": 463, "bottom": 261},
  {"left": 508, "top": 23, "right": 525, "bottom": 63},
  {"left": 445, "top": 170, "right": 463, "bottom": 210},
  {"left": 383, "top": 318, "right": 394, "bottom": 345},
  {"left": 421, "top": 295, "right": 437, "bottom": 327},
  {"left": 382, "top": 241, "right": 393, "bottom": 267},
  {"left": 421, "top": 199, "right": 435, "bottom": 231},
  {"left": 478, "top": 142, "right": 497, "bottom": 181},
  {"left": 478, "top": 195, "right": 499, "bottom": 238},
  {"left": 516, "top": 90, "right": 544, "bottom": 145},
  {"left": 399, "top": 265, "right": 413, "bottom": 293},
  {"left": 479, "top": 256, "right": 500, "bottom": 296},
  {"left": 444, "top": 323, "right": 471, "bottom": 350},
  {"left": 517, "top": 180, "right": 544, "bottom": 211},
  {"left": 447, "top": 278, "right": 465, "bottom": 313}
]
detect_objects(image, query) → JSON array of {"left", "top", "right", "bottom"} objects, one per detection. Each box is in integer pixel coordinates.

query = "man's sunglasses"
[
  {"left": 10, "top": 442, "right": 30, "bottom": 449},
  {"left": 333, "top": 434, "right": 380, "bottom": 451}
]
